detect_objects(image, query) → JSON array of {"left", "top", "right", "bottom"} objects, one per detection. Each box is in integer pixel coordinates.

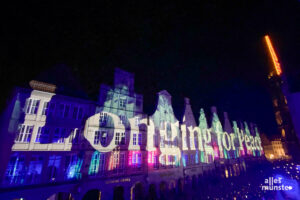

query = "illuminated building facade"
[
  {"left": 271, "top": 139, "right": 287, "bottom": 159},
  {"left": 0, "top": 68, "right": 264, "bottom": 200},
  {"left": 261, "top": 136, "right": 288, "bottom": 160},
  {"left": 264, "top": 35, "right": 300, "bottom": 160}
]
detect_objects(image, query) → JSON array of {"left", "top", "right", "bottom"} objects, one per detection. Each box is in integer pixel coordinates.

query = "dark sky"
[{"left": 1, "top": 1, "right": 299, "bottom": 137}]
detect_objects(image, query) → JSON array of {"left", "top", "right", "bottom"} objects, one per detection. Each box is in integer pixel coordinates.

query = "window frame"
[
  {"left": 119, "top": 98, "right": 127, "bottom": 109},
  {"left": 15, "top": 124, "right": 33, "bottom": 143},
  {"left": 133, "top": 133, "right": 137, "bottom": 145},
  {"left": 115, "top": 132, "right": 120, "bottom": 145},
  {"left": 94, "top": 131, "right": 101, "bottom": 145},
  {"left": 35, "top": 126, "right": 49, "bottom": 143},
  {"left": 25, "top": 99, "right": 40, "bottom": 115},
  {"left": 53, "top": 128, "right": 65, "bottom": 143}
]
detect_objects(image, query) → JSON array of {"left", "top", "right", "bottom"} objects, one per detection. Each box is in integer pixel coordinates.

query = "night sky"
[{"left": 1, "top": 1, "right": 299, "bottom": 137}]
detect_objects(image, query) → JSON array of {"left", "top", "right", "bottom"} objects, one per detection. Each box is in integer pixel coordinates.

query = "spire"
[
  {"left": 182, "top": 97, "right": 196, "bottom": 127},
  {"left": 223, "top": 112, "right": 233, "bottom": 133},
  {"left": 264, "top": 35, "right": 282, "bottom": 76},
  {"left": 211, "top": 106, "right": 223, "bottom": 133},
  {"left": 199, "top": 108, "right": 208, "bottom": 130}
]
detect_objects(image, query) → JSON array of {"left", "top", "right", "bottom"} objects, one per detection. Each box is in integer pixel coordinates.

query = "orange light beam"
[{"left": 264, "top": 35, "right": 282, "bottom": 76}]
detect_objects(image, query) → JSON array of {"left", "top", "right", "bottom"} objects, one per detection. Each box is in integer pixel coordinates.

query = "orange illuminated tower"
[{"left": 264, "top": 35, "right": 300, "bottom": 160}]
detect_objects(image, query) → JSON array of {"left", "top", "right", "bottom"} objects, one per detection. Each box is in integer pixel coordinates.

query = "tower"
[{"left": 264, "top": 35, "right": 300, "bottom": 160}]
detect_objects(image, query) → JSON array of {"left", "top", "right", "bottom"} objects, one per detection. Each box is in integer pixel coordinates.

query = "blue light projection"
[
  {"left": 195, "top": 151, "right": 199, "bottom": 164},
  {"left": 274, "top": 174, "right": 300, "bottom": 199},
  {"left": 4, "top": 154, "right": 25, "bottom": 185},
  {"left": 182, "top": 155, "right": 187, "bottom": 167},
  {"left": 27, "top": 156, "right": 43, "bottom": 184},
  {"left": 66, "top": 154, "right": 83, "bottom": 180}
]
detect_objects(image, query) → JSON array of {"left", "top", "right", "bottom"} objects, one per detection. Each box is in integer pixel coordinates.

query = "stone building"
[{"left": 0, "top": 68, "right": 264, "bottom": 200}]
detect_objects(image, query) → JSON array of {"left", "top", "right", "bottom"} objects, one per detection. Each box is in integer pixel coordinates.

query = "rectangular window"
[
  {"left": 36, "top": 127, "right": 42, "bottom": 143},
  {"left": 111, "top": 152, "right": 125, "bottom": 173},
  {"left": 65, "top": 154, "right": 82, "bottom": 180},
  {"left": 15, "top": 124, "right": 25, "bottom": 142},
  {"left": 25, "top": 99, "right": 40, "bottom": 114},
  {"left": 15, "top": 125, "right": 33, "bottom": 143},
  {"left": 113, "top": 153, "right": 119, "bottom": 173},
  {"left": 119, "top": 98, "right": 126, "bottom": 109},
  {"left": 100, "top": 112, "right": 108, "bottom": 125},
  {"left": 25, "top": 99, "right": 32, "bottom": 114},
  {"left": 137, "top": 153, "right": 142, "bottom": 168},
  {"left": 138, "top": 133, "right": 142, "bottom": 145},
  {"left": 89, "top": 151, "right": 100, "bottom": 176},
  {"left": 89, "top": 152, "right": 106, "bottom": 176},
  {"left": 25, "top": 125, "right": 33, "bottom": 143},
  {"left": 120, "top": 132, "right": 126, "bottom": 145},
  {"left": 35, "top": 127, "right": 49, "bottom": 143},
  {"left": 115, "top": 132, "right": 120, "bottom": 145},
  {"left": 132, "top": 152, "right": 142, "bottom": 168},
  {"left": 27, "top": 155, "right": 43, "bottom": 184},
  {"left": 48, "top": 155, "right": 61, "bottom": 182},
  {"left": 133, "top": 134, "right": 137, "bottom": 145},
  {"left": 42, "top": 102, "right": 49, "bottom": 115},
  {"left": 58, "top": 104, "right": 70, "bottom": 118},
  {"left": 94, "top": 131, "right": 101, "bottom": 145},
  {"left": 4, "top": 155, "right": 25, "bottom": 185},
  {"left": 32, "top": 100, "right": 40, "bottom": 114}
]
